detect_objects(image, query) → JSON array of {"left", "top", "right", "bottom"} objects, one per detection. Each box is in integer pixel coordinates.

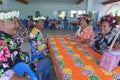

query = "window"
[
  {"left": 78, "top": 10, "right": 82, "bottom": 16},
  {"left": 58, "top": 10, "right": 66, "bottom": 19},
  {"left": 35, "top": 11, "right": 40, "bottom": 17},
  {"left": 70, "top": 10, "right": 86, "bottom": 17},
  {"left": 83, "top": 11, "right": 86, "bottom": 14},
  {"left": 108, "top": 7, "right": 120, "bottom": 16},
  {"left": 71, "top": 10, "right": 77, "bottom": 17}
]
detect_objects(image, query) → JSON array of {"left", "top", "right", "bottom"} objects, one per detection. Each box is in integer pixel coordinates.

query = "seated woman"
[
  {"left": 80, "top": 15, "right": 120, "bottom": 54},
  {"left": 67, "top": 14, "right": 94, "bottom": 44},
  {"left": 93, "top": 15, "right": 119, "bottom": 54},
  {"left": 29, "top": 17, "right": 51, "bottom": 80}
]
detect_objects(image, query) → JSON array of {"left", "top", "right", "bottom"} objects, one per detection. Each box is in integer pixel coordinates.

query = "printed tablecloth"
[{"left": 48, "top": 35, "right": 120, "bottom": 80}]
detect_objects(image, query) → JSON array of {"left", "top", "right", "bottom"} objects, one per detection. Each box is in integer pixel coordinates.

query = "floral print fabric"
[
  {"left": 29, "top": 28, "right": 49, "bottom": 68},
  {"left": 29, "top": 28, "right": 48, "bottom": 56},
  {"left": 0, "top": 31, "right": 28, "bottom": 78},
  {"left": 80, "top": 26, "right": 94, "bottom": 41}
]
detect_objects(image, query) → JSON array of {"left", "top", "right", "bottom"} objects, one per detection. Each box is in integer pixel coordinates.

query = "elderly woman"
[
  {"left": 67, "top": 14, "right": 94, "bottom": 43},
  {"left": 89, "top": 15, "right": 119, "bottom": 54}
]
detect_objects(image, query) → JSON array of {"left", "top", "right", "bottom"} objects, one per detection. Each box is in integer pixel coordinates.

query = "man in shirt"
[
  {"left": 0, "top": 11, "right": 31, "bottom": 80},
  {"left": 29, "top": 17, "right": 51, "bottom": 80}
]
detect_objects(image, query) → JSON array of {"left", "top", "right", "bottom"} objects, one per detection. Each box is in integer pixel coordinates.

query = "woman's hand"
[
  {"left": 75, "top": 40, "right": 94, "bottom": 48},
  {"left": 75, "top": 38, "right": 81, "bottom": 42},
  {"left": 75, "top": 44, "right": 89, "bottom": 48},
  {"left": 108, "top": 42, "right": 120, "bottom": 50},
  {"left": 66, "top": 34, "right": 76, "bottom": 40},
  {"left": 113, "top": 42, "right": 120, "bottom": 50},
  {"left": 75, "top": 32, "right": 79, "bottom": 37}
]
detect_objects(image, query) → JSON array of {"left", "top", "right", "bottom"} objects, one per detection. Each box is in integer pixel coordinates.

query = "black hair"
[
  {"left": 100, "top": 18, "right": 118, "bottom": 28},
  {"left": 80, "top": 14, "right": 91, "bottom": 24}
]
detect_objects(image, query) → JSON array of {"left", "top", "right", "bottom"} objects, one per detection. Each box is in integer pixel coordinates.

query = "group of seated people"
[
  {"left": 21, "top": 16, "right": 68, "bottom": 30},
  {"left": 49, "top": 16, "right": 80, "bottom": 30},
  {"left": 22, "top": 15, "right": 80, "bottom": 30},
  {"left": 46, "top": 17, "right": 68, "bottom": 30},
  {"left": 0, "top": 11, "right": 51, "bottom": 80},
  {"left": 67, "top": 14, "right": 120, "bottom": 54},
  {"left": 0, "top": 10, "right": 120, "bottom": 80}
]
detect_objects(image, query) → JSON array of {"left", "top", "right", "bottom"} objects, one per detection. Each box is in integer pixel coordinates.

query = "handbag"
[{"left": 99, "top": 29, "right": 120, "bottom": 72}]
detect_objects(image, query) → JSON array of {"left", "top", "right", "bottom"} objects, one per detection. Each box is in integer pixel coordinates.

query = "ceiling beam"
[
  {"left": 102, "top": 0, "right": 120, "bottom": 5},
  {"left": 0, "top": 1, "right": 2, "bottom": 4},
  {"left": 15, "top": 0, "right": 28, "bottom": 4},
  {"left": 76, "top": 0, "right": 83, "bottom": 5}
]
